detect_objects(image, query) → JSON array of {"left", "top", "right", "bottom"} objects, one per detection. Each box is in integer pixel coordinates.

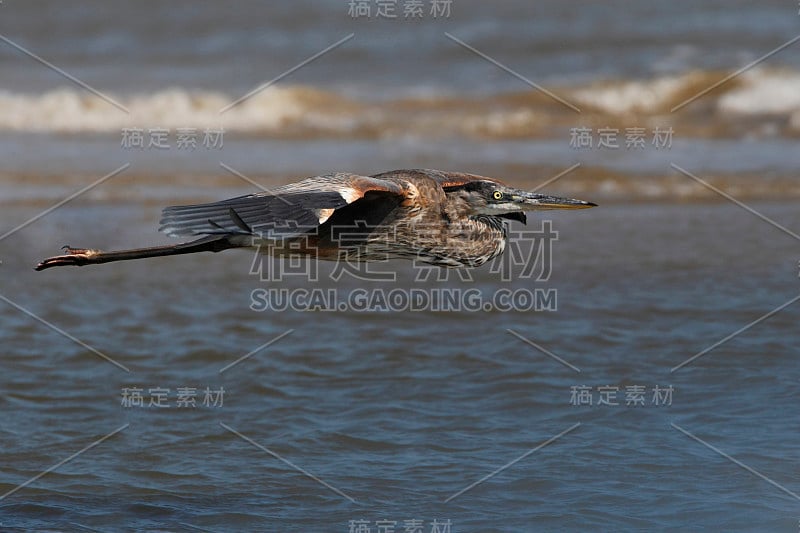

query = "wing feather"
[
  {"left": 159, "top": 173, "right": 406, "bottom": 238},
  {"left": 371, "top": 168, "right": 504, "bottom": 189}
]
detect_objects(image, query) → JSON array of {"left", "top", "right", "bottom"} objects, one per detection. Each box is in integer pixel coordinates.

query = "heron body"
[{"left": 36, "top": 169, "right": 595, "bottom": 271}]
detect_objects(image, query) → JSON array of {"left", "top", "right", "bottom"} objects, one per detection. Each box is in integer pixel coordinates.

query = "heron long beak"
[{"left": 513, "top": 192, "right": 597, "bottom": 210}]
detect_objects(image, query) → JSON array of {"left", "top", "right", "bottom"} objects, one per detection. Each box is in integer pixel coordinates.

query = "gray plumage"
[{"left": 36, "top": 169, "right": 596, "bottom": 271}]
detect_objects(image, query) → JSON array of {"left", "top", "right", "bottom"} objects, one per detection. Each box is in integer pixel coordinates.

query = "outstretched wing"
[{"left": 159, "top": 173, "right": 406, "bottom": 238}]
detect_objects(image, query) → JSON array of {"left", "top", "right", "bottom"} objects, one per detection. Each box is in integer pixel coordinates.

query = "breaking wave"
[{"left": 1, "top": 67, "right": 798, "bottom": 138}]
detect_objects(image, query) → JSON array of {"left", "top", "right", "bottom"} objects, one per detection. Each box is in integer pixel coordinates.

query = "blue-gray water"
[
  {"left": 2, "top": 203, "right": 799, "bottom": 530},
  {"left": 2, "top": 0, "right": 800, "bottom": 531}
]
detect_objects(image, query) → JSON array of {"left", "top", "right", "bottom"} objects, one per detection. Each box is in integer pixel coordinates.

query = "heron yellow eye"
[{"left": 492, "top": 191, "right": 503, "bottom": 200}]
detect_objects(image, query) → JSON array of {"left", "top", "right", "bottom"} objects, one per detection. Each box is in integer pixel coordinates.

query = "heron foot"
[
  {"left": 61, "top": 245, "right": 95, "bottom": 255},
  {"left": 35, "top": 246, "right": 99, "bottom": 271}
]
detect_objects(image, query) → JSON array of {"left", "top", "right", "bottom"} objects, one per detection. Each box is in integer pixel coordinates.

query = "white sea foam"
[
  {"left": 570, "top": 75, "right": 688, "bottom": 113},
  {"left": 1, "top": 68, "right": 799, "bottom": 136},
  {"left": 717, "top": 70, "right": 800, "bottom": 115},
  {"left": 0, "top": 86, "right": 325, "bottom": 133},
  {"left": 572, "top": 68, "right": 800, "bottom": 116}
]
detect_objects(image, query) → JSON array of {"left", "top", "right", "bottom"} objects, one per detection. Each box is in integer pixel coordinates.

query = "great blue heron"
[{"left": 35, "top": 169, "right": 595, "bottom": 271}]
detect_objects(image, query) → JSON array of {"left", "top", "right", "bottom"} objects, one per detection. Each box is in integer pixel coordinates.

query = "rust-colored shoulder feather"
[{"left": 372, "top": 168, "right": 504, "bottom": 189}]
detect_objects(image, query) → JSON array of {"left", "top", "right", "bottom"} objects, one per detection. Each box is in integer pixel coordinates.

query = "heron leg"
[{"left": 35, "top": 236, "right": 239, "bottom": 271}]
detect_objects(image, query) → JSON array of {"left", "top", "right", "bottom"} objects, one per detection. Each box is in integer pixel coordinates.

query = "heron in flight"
[{"left": 35, "top": 169, "right": 595, "bottom": 271}]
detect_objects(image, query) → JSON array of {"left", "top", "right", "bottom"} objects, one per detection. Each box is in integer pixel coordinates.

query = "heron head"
[{"left": 464, "top": 181, "right": 596, "bottom": 223}]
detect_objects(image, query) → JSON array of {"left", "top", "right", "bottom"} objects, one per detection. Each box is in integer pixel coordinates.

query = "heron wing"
[
  {"left": 159, "top": 173, "right": 406, "bottom": 238},
  {"left": 371, "top": 168, "right": 504, "bottom": 189}
]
